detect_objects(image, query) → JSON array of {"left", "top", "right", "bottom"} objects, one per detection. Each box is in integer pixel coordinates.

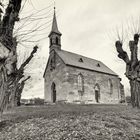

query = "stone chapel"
[{"left": 43, "top": 8, "right": 122, "bottom": 104}]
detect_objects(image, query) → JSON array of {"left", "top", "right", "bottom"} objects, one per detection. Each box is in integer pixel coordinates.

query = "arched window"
[
  {"left": 51, "top": 82, "right": 56, "bottom": 103},
  {"left": 50, "top": 54, "right": 56, "bottom": 71},
  {"left": 108, "top": 79, "right": 113, "bottom": 95},
  {"left": 50, "top": 59, "right": 53, "bottom": 71},
  {"left": 78, "top": 73, "right": 84, "bottom": 92},
  {"left": 94, "top": 83, "right": 100, "bottom": 103},
  {"left": 56, "top": 37, "right": 59, "bottom": 45}
]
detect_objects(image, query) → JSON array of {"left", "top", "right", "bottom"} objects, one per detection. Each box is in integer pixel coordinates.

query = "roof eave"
[{"left": 66, "top": 64, "right": 118, "bottom": 77}]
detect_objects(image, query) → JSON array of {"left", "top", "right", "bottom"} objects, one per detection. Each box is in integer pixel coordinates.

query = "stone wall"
[
  {"left": 44, "top": 51, "right": 121, "bottom": 104},
  {"left": 65, "top": 66, "right": 121, "bottom": 104},
  {"left": 44, "top": 51, "right": 68, "bottom": 103}
]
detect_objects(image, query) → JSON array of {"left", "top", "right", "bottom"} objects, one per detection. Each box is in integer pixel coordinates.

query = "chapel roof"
[{"left": 56, "top": 49, "right": 118, "bottom": 76}]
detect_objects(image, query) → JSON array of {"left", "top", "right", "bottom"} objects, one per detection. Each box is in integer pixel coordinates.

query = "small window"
[
  {"left": 96, "top": 63, "right": 100, "bottom": 67},
  {"left": 79, "top": 58, "right": 83, "bottom": 62}
]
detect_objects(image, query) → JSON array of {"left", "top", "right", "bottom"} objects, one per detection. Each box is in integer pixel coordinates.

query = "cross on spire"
[{"left": 54, "top": 0, "right": 56, "bottom": 10}]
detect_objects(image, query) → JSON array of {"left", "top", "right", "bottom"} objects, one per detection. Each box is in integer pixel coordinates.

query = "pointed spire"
[{"left": 49, "top": 7, "right": 61, "bottom": 36}]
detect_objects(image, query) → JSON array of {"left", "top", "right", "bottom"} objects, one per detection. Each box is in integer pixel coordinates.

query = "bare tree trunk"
[
  {"left": 15, "top": 76, "right": 30, "bottom": 106},
  {"left": 115, "top": 34, "right": 140, "bottom": 108},
  {"left": 7, "top": 46, "right": 38, "bottom": 108},
  {"left": 0, "top": 64, "right": 8, "bottom": 113},
  {"left": 130, "top": 80, "right": 140, "bottom": 108},
  {"left": 0, "top": 0, "right": 39, "bottom": 114},
  {"left": 0, "top": 0, "right": 22, "bottom": 114}
]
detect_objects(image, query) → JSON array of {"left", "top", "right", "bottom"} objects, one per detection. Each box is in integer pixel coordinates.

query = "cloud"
[{"left": 21, "top": 0, "right": 140, "bottom": 98}]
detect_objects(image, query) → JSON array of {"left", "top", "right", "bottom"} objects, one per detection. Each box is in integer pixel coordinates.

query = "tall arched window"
[
  {"left": 50, "top": 59, "right": 53, "bottom": 71},
  {"left": 94, "top": 83, "right": 100, "bottom": 103},
  {"left": 108, "top": 79, "right": 113, "bottom": 95},
  {"left": 78, "top": 73, "right": 84, "bottom": 92},
  {"left": 50, "top": 53, "right": 56, "bottom": 71},
  {"left": 51, "top": 82, "right": 56, "bottom": 103}
]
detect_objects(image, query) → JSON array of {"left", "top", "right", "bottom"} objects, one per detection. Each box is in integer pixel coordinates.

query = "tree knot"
[
  {"left": 115, "top": 41, "right": 122, "bottom": 48},
  {"left": 134, "top": 34, "right": 139, "bottom": 44}
]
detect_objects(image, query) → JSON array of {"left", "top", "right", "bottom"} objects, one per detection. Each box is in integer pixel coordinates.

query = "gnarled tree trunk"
[
  {"left": 0, "top": 0, "right": 38, "bottom": 115},
  {"left": 130, "top": 80, "right": 140, "bottom": 107},
  {"left": 16, "top": 76, "right": 30, "bottom": 106},
  {"left": 115, "top": 34, "right": 140, "bottom": 108},
  {"left": 0, "top": 0, "right": 22, "bottom": 114}
]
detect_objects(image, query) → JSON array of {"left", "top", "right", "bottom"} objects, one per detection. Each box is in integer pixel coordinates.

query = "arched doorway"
[
  {"left": 94, "top": 84, "right": 100, "bottom": 103},
  {"left": 51, "top": 82, "right": 56, "bottom": 103}
]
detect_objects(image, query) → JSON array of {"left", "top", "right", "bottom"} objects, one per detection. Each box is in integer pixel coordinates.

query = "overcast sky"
[{"left": 20, "top": 0, "right": 140, "bottom": 99}]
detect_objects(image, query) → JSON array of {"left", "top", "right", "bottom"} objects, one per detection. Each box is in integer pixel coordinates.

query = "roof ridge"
[{"left": 59, "top": 49, "right": 101, "bottom": 62}]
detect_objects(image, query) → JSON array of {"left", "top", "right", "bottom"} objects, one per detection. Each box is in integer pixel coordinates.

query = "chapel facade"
[{"left": 43, "top": 9, "right": 122, "bottom": 104}]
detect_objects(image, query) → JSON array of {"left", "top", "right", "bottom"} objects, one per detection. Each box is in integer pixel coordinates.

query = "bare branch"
[
  {"left": 18, "top": 45, "right": 38, "bottom": 72},
  {"left": 115, "top": 41, "right": 130, "bottom": 64}
]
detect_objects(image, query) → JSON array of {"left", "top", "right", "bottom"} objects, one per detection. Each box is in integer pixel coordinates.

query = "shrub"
[{"left": 34, "top": 98, "right": 44, "bottom": 105}]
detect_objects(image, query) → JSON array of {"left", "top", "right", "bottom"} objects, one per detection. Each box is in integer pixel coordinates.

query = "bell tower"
[{"left": 48, "top": 7, "right": 62, "bottom": 53}]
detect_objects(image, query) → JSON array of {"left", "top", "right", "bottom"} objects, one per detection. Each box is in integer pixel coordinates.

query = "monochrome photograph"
[{"left": 0, "top": 0, "right": 140, "bottom": 139}]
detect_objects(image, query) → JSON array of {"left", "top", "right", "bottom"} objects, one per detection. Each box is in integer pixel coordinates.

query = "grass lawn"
[{"left": 0, "top": 104, "right": 140, "bottom": 140}]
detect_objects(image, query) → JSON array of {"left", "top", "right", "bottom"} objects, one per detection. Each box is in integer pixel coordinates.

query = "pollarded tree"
[
  {"left": 0, "top": 0, "right": 40, "bottom": 114},
  {"left": 0, "top": 0, "right": 53, "bottom": 114},
  {"left": 115, "top": 33, "right": 140, "bottom": 108}
]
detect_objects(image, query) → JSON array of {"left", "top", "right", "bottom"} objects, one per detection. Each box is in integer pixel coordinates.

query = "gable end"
[{"left": 43, "top": 50, "right": 66, "bottom": 77}]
